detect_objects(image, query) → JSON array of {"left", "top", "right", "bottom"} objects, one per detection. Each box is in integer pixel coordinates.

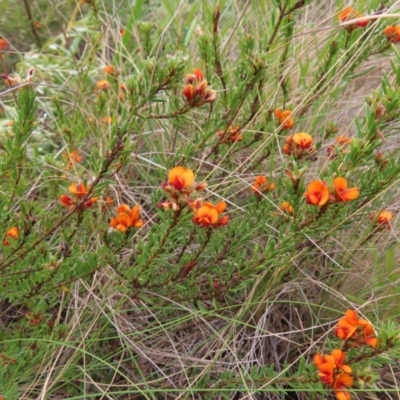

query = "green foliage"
[{"left": 1, "top": 0, "right": 400, "bottom": 398}]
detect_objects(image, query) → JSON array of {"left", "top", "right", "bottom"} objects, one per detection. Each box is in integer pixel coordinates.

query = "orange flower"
[
  {"left": 335, "top": 310, "right": 378, "bottom": 347},
  {"left": 335, "top": 309, "right": 359, "bottom": 340},
  {"left": 110, "top": 204, "right": 144, "bottom": 232},
  {"left": 280, "top": 201, "right": 293, "bottom": 214},
  {"left": 3, "top": 226, "right": 19, "bottom": 246},
  {"left": 338, "top": 7, "right": 369, "bottom": 29},
  {"left": 182, "top": 68, "right": 216, "bottom": 107},
  {"left": 61, "top": 182, "right": 97, "bottom": 209},
  {"left": 251, "top": 176, "right": 275, "bottom": 195},
  {"left": 192, "top": 201, "right": 228, "bottom": 228},
  {"left": 0, "top": 38, "right": 8, "bottom": 51},
  {"left": 331, "top": 350, "right": 352, "bottom": 373},
  {"left": 69, "top": 182, "right": 89, "bottom": 199},
  {"left": 371, "top": 210, "right": 393, "bottom": 227},
  {"left": 333, "top": 374, "right": 353, "bottom": 400},
  {"left": 100, "top": 116, "right": 112, "bottom": 124},
  {"left": 275, "top": 109, "right": 294, "bottom": 129},
  {"left": 65, "top": 150, "right": 83, "bottom": 170},
  {"left": 327, "top": 135, "right": 352, "bottom": 158},
  {"left": 217, "top": 125, "right": 243, "bottom": 143},
  {"left": 333, "top": 177, "right": 359, "bottom": 202},
  {"left": 103, "top": 65, "right": 115, "bottom": 74},
  {"left": 304, "top": 181, "right": 329, "bottom": 206},
  {"left": 96, "top": 80, "right": 110, "bottom": 91},
  {"left": 292, "top": 132, "right": 313, "bottom": 150},
  {"left": 283, "top": 133, "right": 315, "bottom": 156},
  {"left": 314, "top": 354, "right": 335, "bottom": 385},
  {"left": 383, "top": 26, "right": 400, "bottom": 43},
  {"left": 335, "top": 135, "right": 352, "bottom": 145},
  {"left": 168, "top": 166, "right": 195, "bottom": 191}
]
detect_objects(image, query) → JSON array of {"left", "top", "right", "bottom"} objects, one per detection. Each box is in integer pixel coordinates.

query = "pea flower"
[
  {"left": 333, "top": 177, "right": 359, "bottom": 202},
  {"left": 96, "top": 80, "right": 110, "bottom": 91},
  {"left": 275, "top": 109, "right": 294, "bottom": 129},
  {"left": 370, "top": 210, "right": 393, "bottom": 228},
  {"left": 314, "top": 350, "right": 353, "bottom": 400},
  {"left": 60, "top": 182, "right": 98, "bottom": 209},
  {"left": 335, "top": 309, "right": 378, "bottom": 348},
  {"left": 103, "top": 65, "right": 118, "bottom": 75},
  {"left": 3, "top": 226, "right": 19, "bottom": 246},
  {"left": 327, "top": 135, "right": 352, "bottom": 158},
  {"left": 338, "top": 7, "right": 369, "bottom": 30},
  {"left": 217, "top": 125, "right": 243, "bottom": 143},
  {"left": 334, "top": 374, "right": 354, "bottom": 400},
  {"left": 182, "top": 68, "right": 216, "bottom": 107},
  {"left": 162, "top": 166, "right": 206, "bottom": 195},
  {"left": 383, "top": 26, "right": 400, "bottom": 43},
  {"left": 64, "top": 151, "right": 83, "bottom": 170},
  {"left": 304, "top": 180, "right": 330, "bottom": 206},
  {"left": 283, "top": 132, "right": 315, "bottom": 157},
  {"left": 251, "top": 176, "right": 275, "bottom": 195},
  {"left": 280, "top": 201, "right": 293, "bottom": 214},
  {"left": 109, "top": 204, "right": 144, "bottom": 232},
  {"left": 192, "top": 200, "right": 228, "bottom": 228},
  {"left": 0, "top": 38, "right": 8, "bottom": 51}
]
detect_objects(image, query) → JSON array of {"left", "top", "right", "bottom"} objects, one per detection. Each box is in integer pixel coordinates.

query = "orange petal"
[
  {"left": 117, "top": 204, "right": 131, "bottom": 214},
  {"left": 117, "top": 213, "right": 131, "bottom": 227},
  {"left": 340, "top": 187, "right": 359, "bottom": 201},
  {"left": 334, "top": 177, "right": 348, "bottom": 193},
  {"left": 215, "top": 201, "right": 227, "bottom": 214},
  {"left": 334, "top": 373, "right": 354, "bottom": 389}
]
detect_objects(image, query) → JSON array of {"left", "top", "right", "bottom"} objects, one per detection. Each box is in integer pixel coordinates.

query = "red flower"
[{"left": 0, "top": 38, "right": 8, "bottom": 51}]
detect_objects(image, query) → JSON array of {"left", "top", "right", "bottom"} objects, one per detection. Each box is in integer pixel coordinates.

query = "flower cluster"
[
  {"left": 338, "top": 7, "right": 369, "bottom": 31},
  {"left": 60, "top": 182, "right": 98, "bottom": 209},
  {"left": 275, "top": 109, "right": 294, "bottom": 129},
  {"left": 314, "top": 349, "right": 353, "bottom": 400},
  {"left": 304, "top": 177, "right": 359, "bottom": 206},
  {"left": 3, "top": 226, "right": 18, "bottom": 246},
  {"left": 109, "top": 204, "right": 144, "bottom": 232},
  {"left": 159, "top": 166, "right": 228, "bottom": 228},
  {"left": 182, "top": 68, "right": 216, "bottom": 107},
  {"left": 251, "top": 176, "right": 275, "bottom": 197},
  {"left": 217, "top": 125, "right": 242, "bottom": 143},
  {"left": 383, "top": 26, "right": 400, "bottom": 43},
  {"left": 283, "top": 132, "right": 315, "bottom": 157},
  {"left": 335, "top": 310, "right": 378, "bottom": 348}
]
